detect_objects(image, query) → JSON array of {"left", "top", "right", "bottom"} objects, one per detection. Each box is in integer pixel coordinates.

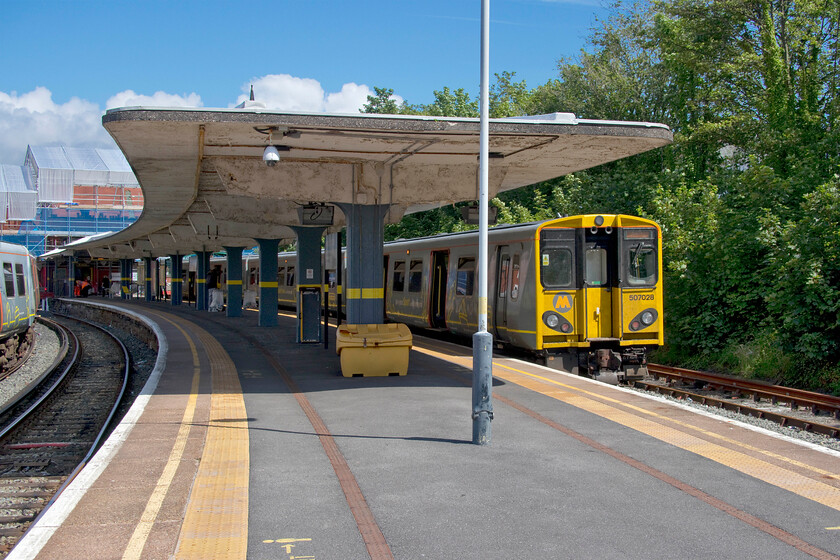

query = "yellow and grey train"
[
  {"left": 218, "top": 214, "right": 664, "bottom": 381},
  {"left": 382, "top": 214, "right": 663, "bottom": 381}
]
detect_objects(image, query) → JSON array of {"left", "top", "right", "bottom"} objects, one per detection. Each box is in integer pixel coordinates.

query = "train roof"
[
  {"left": 384, "top": 214, "right": 660, "bottom": 250},
  {"left": 0, "top": 241, "right": 34, "bottom": 257}
]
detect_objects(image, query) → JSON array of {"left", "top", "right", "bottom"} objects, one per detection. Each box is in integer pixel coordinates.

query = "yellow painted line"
[
  {"left": 414, "top": 343, "right": 840, "bottom": 513},
  {"left": 827, "top": 526, "right": 840, "bottom": 530},
  {"left": 122, "top": 318, "right": 201, "bottom": 560},
  {"left": 260, "top": 281, "right": 279, "bottom": 288},
  {"left": 346, "top": 288, "right": 384, "bottom": 299},
  {"left": 175, "top": 324, "right": 249, "bottom": 559},
  {"left": 197, "top": 279, "right": 206, "bottom": 284},
  {"left": 227, "top": 280, "right": 243, "bottom": 285}
]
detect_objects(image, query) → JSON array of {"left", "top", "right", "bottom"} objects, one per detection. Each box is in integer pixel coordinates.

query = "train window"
[
  {"left": 456, "top": 257, "right": 475, "bottom": 296},
  {"left": 627, "top": 245, "right": 657, "bottom": 286},
  {"left": 408, "top": 260, "right": 423, "bottom": 293},
  {"left": 498, "top": 256, "right": 509, "bottom": 298},
  {"left": 15, "top": 263, "right": 25, "bottom": 295},
  {"left": 392, "top": 261, "right": 406, "bottom": 292},
  {"left": 511, "top": 256, "right": 521, "bottom": 300},
  {"left": 286, "top": 267, "right": 295, "bottom": 286},
  {"left": 540, "top": 248, "right": 572, "bottom": 288},
  {"left": 278, "top": 267, "right": 286, "bottom": 286},
  {"left": 624, "top": 228, "right": 657, "bottom": 286},
  {"left": 585, "top": 249, "right": 608, "bottom": 286},
  {"left": 3, "top": 263, "right": 14, "bottom": 296}
]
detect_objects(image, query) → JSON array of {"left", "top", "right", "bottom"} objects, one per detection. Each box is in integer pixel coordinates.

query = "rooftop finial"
[{"left": 236, "top": 85, "right": 266, "bottom": 109}]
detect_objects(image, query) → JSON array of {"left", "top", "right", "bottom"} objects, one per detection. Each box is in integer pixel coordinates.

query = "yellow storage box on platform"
[{"left": 336, "top": 323, "right": 412, "bottom": 377}]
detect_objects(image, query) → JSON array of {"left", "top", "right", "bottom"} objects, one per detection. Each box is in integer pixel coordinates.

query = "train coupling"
[
  {"left": 620, "top": 347, "right": 649, "bottom": 380},
  {"left": 589, "top": 348, "right": 648, "bottom": 384},
  {"left": 590, "top": 349, "right": 622, "bottom": 385}
]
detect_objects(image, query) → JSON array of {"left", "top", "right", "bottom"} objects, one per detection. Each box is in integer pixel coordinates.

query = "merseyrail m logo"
[{"left": 553, "top": 293, "right": 573, "bottom": 313}]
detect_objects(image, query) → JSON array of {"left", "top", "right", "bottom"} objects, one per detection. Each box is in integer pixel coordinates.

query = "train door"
[
  {"left": 430, "top": 251, "right": 448, "bottom": 328},
  {"left": 494, "top": 246, "right": 512, "bottom": 342},
  {"left": 583, "top": 230, "right": 616, "bottom": 339}
]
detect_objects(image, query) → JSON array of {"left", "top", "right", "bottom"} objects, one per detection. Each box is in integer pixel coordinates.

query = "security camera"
[{"left": 263, "top": 145, "right": 280, "bottom": 167}]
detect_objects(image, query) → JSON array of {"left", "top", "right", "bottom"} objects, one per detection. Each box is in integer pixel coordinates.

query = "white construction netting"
[
  {"left": 0, "top": 164, "right": 38, "bottom": 221},
  {"left": 24, "top": 145, "right": 139, "bottom": 204}
]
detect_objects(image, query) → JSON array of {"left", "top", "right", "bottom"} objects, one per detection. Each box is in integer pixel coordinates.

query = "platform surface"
[{"left": 10, "top": 300, "right": 840, "bottom": 560}]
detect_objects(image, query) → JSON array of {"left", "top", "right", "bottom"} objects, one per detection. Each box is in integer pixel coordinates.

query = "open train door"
[
  {"left": 430, "top": 251, "right": 448, "bottom": 328},
  {"left": 494, "top": 246, "right": 512, "bottom": 342}
]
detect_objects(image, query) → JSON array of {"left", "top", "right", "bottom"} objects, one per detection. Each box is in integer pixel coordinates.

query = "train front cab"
[{"left": 536, "top": 215, "right": 663, "bottom": 382}]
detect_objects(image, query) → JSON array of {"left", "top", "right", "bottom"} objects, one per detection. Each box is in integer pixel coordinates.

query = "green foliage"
[
  {"left": 361, "top": 86, "right": 415, "bottom": 115},
  {"left": 489, "top": 71, "right": 535, "bottom": 117},
  {"left": 417, "top": 87, "right": 479, "bottom": 118},
  {"left": 767, "top": 177, "right": 840, "bottom": 361}
]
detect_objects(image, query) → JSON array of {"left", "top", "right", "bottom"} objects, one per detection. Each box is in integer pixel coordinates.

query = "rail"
[{"left": 638, "top": 364, "right": 840, "bottom": 438}]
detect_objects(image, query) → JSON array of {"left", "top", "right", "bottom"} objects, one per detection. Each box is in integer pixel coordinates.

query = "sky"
[{"left": 0, "top": 0, "right": 608, "bottom": 166}]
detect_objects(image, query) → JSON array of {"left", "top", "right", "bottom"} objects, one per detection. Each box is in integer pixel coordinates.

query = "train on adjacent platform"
[
  {"left": 0, "top": 242, "right": 39, "bottom": 372},
  {"left": 221, "top": 214, "right": 664, "bottom": 382}
]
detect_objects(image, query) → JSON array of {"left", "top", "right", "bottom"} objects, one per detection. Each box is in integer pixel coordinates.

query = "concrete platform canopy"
[{"left": 63, "top": 107, "right": 672, "bottom": 260}]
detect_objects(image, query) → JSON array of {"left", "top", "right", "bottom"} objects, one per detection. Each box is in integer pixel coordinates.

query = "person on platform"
[{"left": 207, "top": 265, "right": 224, "bottom": 312}]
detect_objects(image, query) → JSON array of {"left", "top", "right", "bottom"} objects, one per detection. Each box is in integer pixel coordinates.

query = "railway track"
[
  {"left": 0, "top": 314, "right": 130, "bottom": 558},
  {"left": 637, "top": 364, "right": 840, "bottom": 439}
]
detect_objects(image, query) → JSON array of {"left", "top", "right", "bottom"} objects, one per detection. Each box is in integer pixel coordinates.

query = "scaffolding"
[{"left": 0, "top": 146, "right": 143, "bottom": 255}]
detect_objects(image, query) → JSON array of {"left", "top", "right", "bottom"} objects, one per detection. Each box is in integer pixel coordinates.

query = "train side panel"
[{"left": 0, "top": 243, "right": 38, "bottom": 336}]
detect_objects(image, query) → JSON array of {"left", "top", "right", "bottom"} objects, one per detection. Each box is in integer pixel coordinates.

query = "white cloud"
[
  {"left": 105, "top": 90, "right": 203, "bottom": 110},
  {"left": 0, "top": 87, "right": 112, "bottom": 165},
  {"left": 236, "top": 74, "right": 373, "bottom": 114},
  {"left": 0, "top": 87, "right": 204, "bottom": 165},
  {"left": 325, "top": 83, "right": 375, "bottom": 113},
  {"left": 0, "top": 77, "right": 375, "bottom": 166}
]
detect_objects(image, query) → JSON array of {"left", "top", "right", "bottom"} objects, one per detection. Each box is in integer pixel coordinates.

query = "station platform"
[{"left": 9, "top": 300, "right": 840, "bottom": 560}]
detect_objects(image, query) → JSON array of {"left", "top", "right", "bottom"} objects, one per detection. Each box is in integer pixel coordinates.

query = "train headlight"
[
  {"left": 629, "top": 308, "right": 658, "bottom": 331},
  {"left": 542, "top": 311, "right": 574, "bottom": 334}
]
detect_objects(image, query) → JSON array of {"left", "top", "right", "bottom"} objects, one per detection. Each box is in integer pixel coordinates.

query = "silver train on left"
[{"left": 0, "top": 242, "right": 39, "bottom": 371}]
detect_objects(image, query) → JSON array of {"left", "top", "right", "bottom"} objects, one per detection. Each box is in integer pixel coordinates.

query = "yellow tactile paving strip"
[
  {"left": 414, "top": 342, "right": 840, "bottom": 513},
  {"left": 174, "top": 325, "right": 249, "bottom": 560},
  {"left": 121, "top": 316, "right": 202, "bottom": 560}
]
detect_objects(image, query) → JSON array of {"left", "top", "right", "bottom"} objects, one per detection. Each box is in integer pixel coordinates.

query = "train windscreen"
[
  {"left": 623, "top": 228, "right": 657, "bottom": 286},
  {"left": 539, "top": 229, "right": 575, "bottom": 288}
]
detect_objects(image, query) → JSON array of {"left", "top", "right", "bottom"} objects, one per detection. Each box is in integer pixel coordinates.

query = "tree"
[
  {"left": 489, "top": 71, "right": 535, "bottom": 117},
  {"left": 361, "top": 87, "right": 414, "bottom": 114},
  {"left": 417, "top": 87, "right": 479, "bottom": 117}
]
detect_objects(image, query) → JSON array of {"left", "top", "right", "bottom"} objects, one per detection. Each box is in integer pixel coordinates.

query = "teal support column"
[
  {"left": 169, "top": 254, "right": 183, "bottom": 306},
  {"left": 196, "top": 251, "right": 211, "bottom": 311},
  {"left": 68, "top": 255, "right": 76, "bottom": 298},
  {"left": 224, "top": 246, "right": 244, "bottom": 317},
  {"left": 144, "top": 257, "right": 153, "bottom": 302},
  {"left": 291, "top": 226, "right": 325, "bottom": 343},
  {"left": 336, "top": 204, "right": 388, "bottom": 324},
  {"left": 256, "top": 239, "right": 279, "bottom": 327},
  {"left": 155, "top": 258, "right": 162, "bottom": 300},
  {"left": 120, "top": 259, "right": 131, "bottom": 300}
]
